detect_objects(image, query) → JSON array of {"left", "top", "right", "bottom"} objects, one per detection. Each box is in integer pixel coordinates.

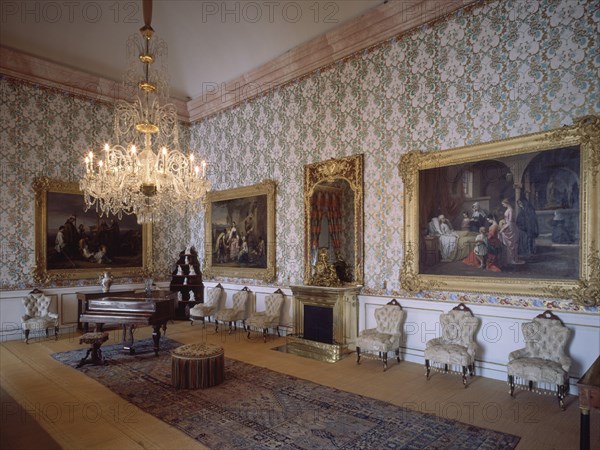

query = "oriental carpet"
[{"left": 52, "top": 339, "right": 520, "bottom": 449}]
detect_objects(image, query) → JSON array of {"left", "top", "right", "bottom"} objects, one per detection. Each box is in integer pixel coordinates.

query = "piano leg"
[
  {"left": 152, "top": 324, "right": 162, "bottom": 356},
  {"left": 122, "top": 324, "right": 136, "bottom": 354}
]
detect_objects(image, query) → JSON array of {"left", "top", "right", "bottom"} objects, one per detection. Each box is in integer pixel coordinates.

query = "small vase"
[
  {"left": 144, "top": 278, "right": 154, "bottom": 295},
  {"left": 99, "top": 271, "right": 113, "bottom": 293}
]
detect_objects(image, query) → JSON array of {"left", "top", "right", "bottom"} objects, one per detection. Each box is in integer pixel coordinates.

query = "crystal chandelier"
[{"left": 80, "top": 0, "right": 210, "bottom": 224}]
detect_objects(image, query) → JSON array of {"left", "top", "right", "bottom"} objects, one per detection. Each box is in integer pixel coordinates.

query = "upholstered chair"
[
  {"left": 424, "top": 303, "right": 479, "bottom": 387},
  {"left": 189, "top": 283, "right": 224, "bottom": 327},
  {"left": 215, "top": 287, "right": 250, "bottom": 333},
  {"left": 507, "top": 310, "right": 571, "bottom": 410},
  {"left": 246, "top": 289, "right": 285, "bottom": 342},
  {"left": 21, "top": 289, "right": 59, "bottom": 344},
  {"left": 356, "top": 299, "right": 406, "bottom": 371}
]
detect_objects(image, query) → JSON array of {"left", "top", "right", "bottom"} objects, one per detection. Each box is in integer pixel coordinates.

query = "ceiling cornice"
[
  {"left": 0, "top": 0, "right": 476, "bottom": 125},
  {"left": 187, "top": 0, "right": 476, "bottom": 122},
  {"left": 0, "top": 45, "right": 190, "bottom": 122}
]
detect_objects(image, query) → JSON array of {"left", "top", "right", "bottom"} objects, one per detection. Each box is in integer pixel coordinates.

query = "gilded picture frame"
[
  {"left": 203, "top": 180, "right": 276, "bottom": 282},
  {"left": 399, "top": 117, "right": 599, "bottom": 306},
  {"left": 33, "top": 177, "right": 152, "bottom": 283}
]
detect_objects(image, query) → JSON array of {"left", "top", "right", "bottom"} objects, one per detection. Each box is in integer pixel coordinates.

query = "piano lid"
[{"left": 87, "top": 296, "right": 172, "bottom": 313}]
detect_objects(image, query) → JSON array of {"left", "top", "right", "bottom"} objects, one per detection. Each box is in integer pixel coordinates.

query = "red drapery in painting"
[
  {"left": 311, "top": 190, "right": 343, "bottom": 257},
  {"left": 310, "top": 191, "right": 325, "bottom": 252},
  {"left": 325, "top": 191, "right": 343, "bottom": 255}
]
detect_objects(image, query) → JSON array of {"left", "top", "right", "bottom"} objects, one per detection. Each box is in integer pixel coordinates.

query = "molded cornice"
[
  {"left": 0, "top": 0, "right": 475, "bottom": 124},
  {"left": 187, "top": 0, "right": 475, "bottom": 122},
  {"left": 0, "top": 45, "right": 190, "bottom": 121}
]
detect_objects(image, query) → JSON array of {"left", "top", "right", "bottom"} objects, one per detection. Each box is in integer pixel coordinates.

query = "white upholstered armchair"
[
  {"left": 356, "top": 299, "right": 406, "bottom": 371},
  {"left": 21, "top": 289, "right": 59, "bottom": 344},
  {"left": 246, "top": 289, "right": 285, "bottom": 342},
  {"left": 215, "top": 287, "right": 250, "bottom": 333},
  {"left": 189, "top": 283, "right": 224, "bottom": 327},
  {"left": 508, "top": 310, "right": 571, "bottom": 410},
  {"left": 424, "top": 303, "right": 479, "bottom": 387}
]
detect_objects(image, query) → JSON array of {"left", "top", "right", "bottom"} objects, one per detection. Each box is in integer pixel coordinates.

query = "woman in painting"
[
  {"left": 499, "top": 199, "right": 524, "bottom": 265},
  {"left": 460, "top": 211, "right": 471, "bottom": 231},
  {"left": 238, "top": 235, "right": 249, "bottom": 263},
  {"left": 229, "top": 231, "right": 240, "bottom": 262}
]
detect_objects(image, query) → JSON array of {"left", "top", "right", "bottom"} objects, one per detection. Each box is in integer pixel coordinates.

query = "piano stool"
[
  {"left": 77, "top": 332, "right": 109, "bottom": 368},
  {"left": 171, "top": 343, "right": 224, "bottom": 389}
]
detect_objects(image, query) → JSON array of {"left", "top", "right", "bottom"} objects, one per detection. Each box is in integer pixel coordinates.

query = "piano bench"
[
  {"left": 77, "top": 332, "right": 109, "bottom": 368},
  {"left": 171, "top": 343, "right": 224, "bottom": 389}
]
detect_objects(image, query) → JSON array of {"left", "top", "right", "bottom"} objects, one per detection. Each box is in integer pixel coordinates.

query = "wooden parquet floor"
[{"left": 1, "top": 321, "right": 597, "bottom": 450}]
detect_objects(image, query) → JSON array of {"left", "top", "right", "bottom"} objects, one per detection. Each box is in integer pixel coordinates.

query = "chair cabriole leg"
[{"left": 508, "top": 375, "right": 515, "bottom": 396}]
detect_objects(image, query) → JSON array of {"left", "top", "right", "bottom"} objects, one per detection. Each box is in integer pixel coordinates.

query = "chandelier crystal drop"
[{"left": 80, "top": 5, "right": 210, "bottom": 224}]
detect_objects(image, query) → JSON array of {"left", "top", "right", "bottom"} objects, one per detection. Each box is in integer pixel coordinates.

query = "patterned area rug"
[{"left": 52, "top": 339, "right": 520, "bottom": 449}]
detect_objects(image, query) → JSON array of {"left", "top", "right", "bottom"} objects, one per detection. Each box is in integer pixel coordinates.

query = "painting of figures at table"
[
  {"left": 419, "top": 146, "right": 579, "bottom": 280},
  {"left": 210, "top": 194, "right": 268, "bottom": 268},
  {"left": 46, "top": 192, "right": 143, "bottom": 270}
]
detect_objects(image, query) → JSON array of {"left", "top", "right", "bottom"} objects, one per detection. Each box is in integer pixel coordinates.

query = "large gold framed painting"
[
  {"left": 203, "top": 180, "right": 276, "bottom": 282},
  {"left": 33, "top": 177, "right": 152, "bottom": 283},
  {"left": 399, "top": 117, "right": 599, "bottom": 306}
]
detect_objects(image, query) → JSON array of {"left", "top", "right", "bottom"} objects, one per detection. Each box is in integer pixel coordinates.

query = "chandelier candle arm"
[{"left": 79, "top": 0, "right": 210, "bottom": 224}]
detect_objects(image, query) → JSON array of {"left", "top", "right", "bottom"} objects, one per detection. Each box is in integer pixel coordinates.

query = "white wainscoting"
[{"left": 1, "top": 285, "right": 598, "bottom": 394}]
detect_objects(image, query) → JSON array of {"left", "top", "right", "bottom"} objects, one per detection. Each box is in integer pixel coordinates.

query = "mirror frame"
[
  {"left": 303, "top": 154, "right": 364, "bottom": 285},
  {"left": 398, "top": 116, "right": 599, "bottom": 306}
]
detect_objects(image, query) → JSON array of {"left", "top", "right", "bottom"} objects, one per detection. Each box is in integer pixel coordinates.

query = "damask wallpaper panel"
[
  {"left": 1, "top": 0, "right": 598, "bottom": 313},
  {"left": 189, "top": 0, "right": 599, "bottom": 309}
]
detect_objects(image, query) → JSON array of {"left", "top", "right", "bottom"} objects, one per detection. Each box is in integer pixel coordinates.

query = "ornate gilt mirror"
[{"left": 303, "top": 154, "right": 364, "bottom": 286}]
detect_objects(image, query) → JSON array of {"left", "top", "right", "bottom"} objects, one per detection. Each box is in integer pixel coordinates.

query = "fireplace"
[
  {"left": 303, "top": 305, "right": 333, "bottom": 344},
  {"left": 288, "top": 285, "right": 361, "bottom": 362}
]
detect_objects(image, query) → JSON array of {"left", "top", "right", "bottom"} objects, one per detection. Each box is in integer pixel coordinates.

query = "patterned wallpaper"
[{"left": 1, "top": 0, "right": 598, "bottom": 311}]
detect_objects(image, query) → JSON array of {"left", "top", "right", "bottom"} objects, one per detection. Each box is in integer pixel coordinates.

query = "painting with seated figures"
[
  {"left": 419, "top": 146, "right": 580, "bottom": 280},
  {"left": 33, "top": 177, "right": 151, "bottom": 282}
]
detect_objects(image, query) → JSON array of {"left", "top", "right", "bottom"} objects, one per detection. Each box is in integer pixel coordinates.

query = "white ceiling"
[{"left": 0, "top": 0, "right": 383, "bottom": 100}]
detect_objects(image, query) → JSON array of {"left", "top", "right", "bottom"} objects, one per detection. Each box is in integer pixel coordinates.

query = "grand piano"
[{"left": 79, "top": 291, "right": 175, "bottom": 356}]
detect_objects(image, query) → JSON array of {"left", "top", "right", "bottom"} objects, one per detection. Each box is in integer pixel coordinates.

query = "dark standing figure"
[
  {"left": 78, "top": 224, "right": 87, "bottom": 240},
  {"left": 109, "top": 219, "right": 120, "bottom": 257},
  {"left": 215, "top": 229, "right": 228, "bottom": 263},
  {"left": 551, "top": 211, "right": 574, "bottom": 244},
  {"left": 569, "top": 182, "right": 579, "bottom": 208},
  {"left": 63, "top": 216, "right": 78, "bottom": 258},
  {"left": 516, "top": 198, "right": 539, "bottom": 256},
  {"left": 98, "top": 220, "right": 110, "bottom": 249}
]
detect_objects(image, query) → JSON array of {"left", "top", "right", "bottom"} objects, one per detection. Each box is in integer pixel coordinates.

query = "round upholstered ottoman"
[{"left": 171, "top": 343, "right": 224, "bottom": 389}]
